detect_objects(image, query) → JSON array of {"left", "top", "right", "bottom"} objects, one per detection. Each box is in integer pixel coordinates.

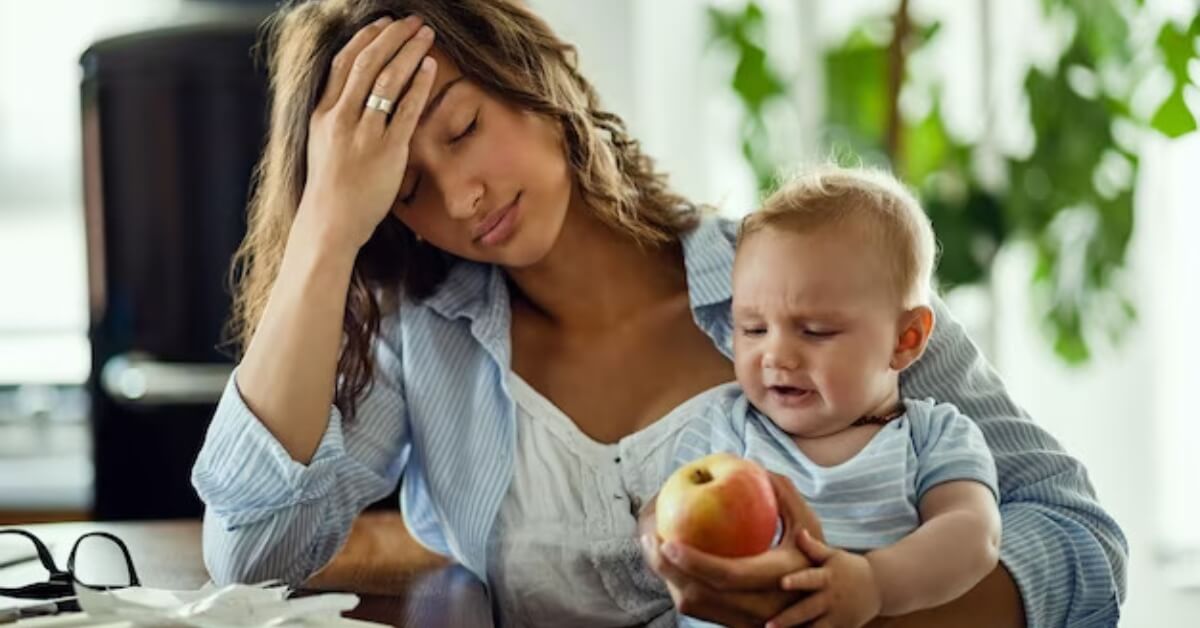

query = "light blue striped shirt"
[
  {"left": 671, "top": 391, "right": 999, "bottom": 551},
  {"left": 191, "top": 216, "right": 1126, "bottom": 627}
]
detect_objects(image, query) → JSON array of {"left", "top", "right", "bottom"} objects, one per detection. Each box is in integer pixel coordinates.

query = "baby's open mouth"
[{"left": 768, "top": 385, "right": 811, "bottom": 397}]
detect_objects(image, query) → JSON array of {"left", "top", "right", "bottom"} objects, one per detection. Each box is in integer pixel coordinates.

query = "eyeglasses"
[{"left": 0, "top": 529, "right": 141, "bottom": 616}]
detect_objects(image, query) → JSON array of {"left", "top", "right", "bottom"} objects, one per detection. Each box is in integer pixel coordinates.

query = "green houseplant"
[{"left": 708, "top": 0, "right": 1200, "bottom": 362}]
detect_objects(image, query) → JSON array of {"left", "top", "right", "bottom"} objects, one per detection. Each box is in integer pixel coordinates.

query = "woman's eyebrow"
[{"left": 421, "top": 76, "right": 466, "bottom": 123}]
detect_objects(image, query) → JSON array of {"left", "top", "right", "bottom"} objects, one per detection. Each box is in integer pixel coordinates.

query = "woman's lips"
[{"left": 473, "top": 193, "right": 521, "bottom": 245}]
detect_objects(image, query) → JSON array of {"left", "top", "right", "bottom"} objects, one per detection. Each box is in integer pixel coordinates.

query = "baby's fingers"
[{"left": 780, "top": 567, "right": 830, "bottom": 591}]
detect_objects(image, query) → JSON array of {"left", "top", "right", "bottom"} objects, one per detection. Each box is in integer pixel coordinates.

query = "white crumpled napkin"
[{"left": 70, "top": 581, "right": 380, "bottom": 627}]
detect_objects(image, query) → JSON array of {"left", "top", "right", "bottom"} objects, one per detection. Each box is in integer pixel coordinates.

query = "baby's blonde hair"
[{"left": 738, "top": 165, "right": 937, "bottom": 308}]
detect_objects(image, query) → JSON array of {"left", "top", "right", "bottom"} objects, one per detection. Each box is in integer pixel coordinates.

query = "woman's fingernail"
[
  {"left": 640, "top": 534, "right": 654, "bottom": 555},
  {"left": 374, "top": 17, "right": 392, "bottom": 27}
]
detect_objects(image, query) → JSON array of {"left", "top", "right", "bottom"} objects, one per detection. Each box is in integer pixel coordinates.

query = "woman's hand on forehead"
[{"left": 295, "top": 15, "right": 439, "bottom": 253}]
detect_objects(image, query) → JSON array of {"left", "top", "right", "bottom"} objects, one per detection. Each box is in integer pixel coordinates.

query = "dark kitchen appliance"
[{"left": 80, "top": 16, "right": 268, "bottom": 519}]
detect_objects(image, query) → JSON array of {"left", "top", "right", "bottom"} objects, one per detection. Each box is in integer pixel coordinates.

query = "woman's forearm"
[
  {"left": 869, "top": 563, "right": 1025, "bottom": 628},
  {"left": 306, "top": 511, "right": 449, "bottom": 594},
  {"left": 236, "top": 214, "right": 358, "bottom": 464}
]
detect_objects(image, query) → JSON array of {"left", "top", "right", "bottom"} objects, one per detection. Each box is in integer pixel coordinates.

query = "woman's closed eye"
[
  {"left": 451, "top": 111, "right": 479, "bottom": 143},
  {"left": 397, "top": 111, "right": 480, "bottom": 205}
]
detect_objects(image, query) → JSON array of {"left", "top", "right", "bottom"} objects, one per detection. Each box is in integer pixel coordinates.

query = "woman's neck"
[{"left": 504, "top": 202, "right": 688, "bottom": 332}]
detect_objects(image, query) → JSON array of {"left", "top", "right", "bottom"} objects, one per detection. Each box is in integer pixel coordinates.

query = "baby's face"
[{"left": 732, "top": 225, "right": 903, "bottom": 438}]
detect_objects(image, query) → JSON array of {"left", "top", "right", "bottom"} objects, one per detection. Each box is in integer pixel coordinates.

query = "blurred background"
[{"left": 0, "top": 0, "right": 1195, "bottom": 625}]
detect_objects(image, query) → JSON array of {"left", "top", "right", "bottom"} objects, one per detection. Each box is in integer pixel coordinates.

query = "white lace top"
[{"left": 486, "top": 373, "right": 733, "bottom": 627}]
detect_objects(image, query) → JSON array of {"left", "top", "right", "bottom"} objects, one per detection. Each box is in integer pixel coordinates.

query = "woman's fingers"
[
  {"left": 796, "top": 528, "right": 835, "bottom": 563},
  {"left": 640, "top": 534, "right": 684, "bottom": 582},
  {"left": 657, "top": 539, "right": 804, "bottom": 591},
  {"left": 335, "top": 16, "right": 427, "bottom": 121},
  {"left": 384, "top": 55, "right": 436, "bottom": 147},
  {"left": 636, "top": 493, "right": 658, "bottom": 539},
  {"left": 771, "top": 472, "right": 824, "bottom": 542},
  {"left": 644, "top": 533, "right": 804, "bottom": 625},
  {"left": 364, "top": 25, "right": 436, "bottom": 134},
  {"left": 678, "top": 580, "right": 800, "bottom": 627},
  {"left": 766, "top": 591, "right": 829, "bottom": 628},
  {"left": 316, "top": 17, "right": 391, "bottom": 113}
]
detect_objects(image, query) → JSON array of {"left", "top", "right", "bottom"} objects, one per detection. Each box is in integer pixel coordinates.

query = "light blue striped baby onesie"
[
  {"left": 671, "top": 386, "right": 999, "bottom": 552},
  {"left": 670, "top": 386, "right": 998, "bottom": 627}
]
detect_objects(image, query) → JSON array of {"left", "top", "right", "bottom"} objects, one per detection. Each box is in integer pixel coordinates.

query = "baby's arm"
[
  {"left": 866, "top": 399, "right": 1002, "bottom": 615},
  {"left": 768, "top": 480, "right": 999, "bottom": 627},
  {"left": 865, "top": 479, "right": 1001, "bottom": 615}
]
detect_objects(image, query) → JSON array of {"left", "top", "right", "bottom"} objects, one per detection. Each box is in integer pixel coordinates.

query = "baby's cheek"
[{"left": 732, "top": 352, "right": 755, "bottom": 381}]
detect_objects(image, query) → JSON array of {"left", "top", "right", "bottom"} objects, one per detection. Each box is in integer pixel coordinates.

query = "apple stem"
[{"left": 690, "top": 468, "right": 714, "bottom": 484}]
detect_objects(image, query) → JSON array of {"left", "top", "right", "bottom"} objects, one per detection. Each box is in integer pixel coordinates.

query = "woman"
[{"left": 191, "top": 1, "right": 1127, "bottom": 626}]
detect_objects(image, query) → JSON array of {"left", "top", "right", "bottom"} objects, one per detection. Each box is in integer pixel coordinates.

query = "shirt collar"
[
  {"left": 680, "top": 214, "right": 735, "bottom": 309},
  {"left": 422, "top": 260, "right": 497, "bottom": 322}
]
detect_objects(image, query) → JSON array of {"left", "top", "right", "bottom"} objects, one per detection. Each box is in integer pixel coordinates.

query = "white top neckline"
[{"left": 506, "top": 372, "right": 737, "bottom": 461}]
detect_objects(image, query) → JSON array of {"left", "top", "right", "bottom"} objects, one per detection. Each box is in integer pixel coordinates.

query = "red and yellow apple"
[{"left": 655, "top": 452, "right": 779, "bottom": 557}]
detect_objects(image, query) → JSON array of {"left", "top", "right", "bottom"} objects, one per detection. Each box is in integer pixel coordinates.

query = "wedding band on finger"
[{"left": 365, "top": 93, "right": 395, "bottom": 115}]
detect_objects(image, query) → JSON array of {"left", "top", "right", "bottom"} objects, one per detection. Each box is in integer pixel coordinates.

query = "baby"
[{"left": 669, "top": 166, "right": 1001, "bottom": 627}]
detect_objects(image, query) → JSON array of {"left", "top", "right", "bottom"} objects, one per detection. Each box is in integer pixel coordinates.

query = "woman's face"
[{"left": 389, "top": 48, "right": 573, "bottom": 268}]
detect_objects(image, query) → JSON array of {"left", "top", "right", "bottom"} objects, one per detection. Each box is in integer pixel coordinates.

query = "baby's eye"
[
  {"left": 740, "top": 326, "right": 767, "bottom": 337},
  {"left": 803, "top": 329, "right": 839, "bottom": 339}
]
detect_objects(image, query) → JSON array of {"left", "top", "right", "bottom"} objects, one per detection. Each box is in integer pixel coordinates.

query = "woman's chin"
[
  {"left": 457, "top": 242, "right": 545, "bottom": 272},
  {"left": 492, "top": 228, "right": 562, "bottom": 269}
]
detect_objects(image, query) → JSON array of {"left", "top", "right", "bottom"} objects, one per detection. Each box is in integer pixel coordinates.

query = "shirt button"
[{"left": 614, "top": 456, "right": 621, "bottom": 463}]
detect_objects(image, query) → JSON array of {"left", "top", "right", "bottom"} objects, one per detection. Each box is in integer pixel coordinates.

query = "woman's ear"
[{"left": 890, "top": 305, "right": 935, "bottom": 371}]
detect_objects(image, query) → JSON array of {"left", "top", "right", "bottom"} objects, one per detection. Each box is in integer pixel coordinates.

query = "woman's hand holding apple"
[{"left": 639, "top": 458, "right": 827, "bottom": 626}]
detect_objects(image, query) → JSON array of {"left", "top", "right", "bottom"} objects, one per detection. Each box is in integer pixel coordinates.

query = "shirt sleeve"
[
  {"left": 908, "top": 399, "right": 999, "bottom": 503},
  {"left": 191, "top": 330, "right": 411, "bottom": 586},
  {"left": 900, "top": 296, "right": 1128, "bottom": 627}
]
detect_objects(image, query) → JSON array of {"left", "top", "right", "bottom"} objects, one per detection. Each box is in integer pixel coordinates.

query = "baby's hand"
[{"left": 765, "top": 530, "right": 881, "bottom": 628}]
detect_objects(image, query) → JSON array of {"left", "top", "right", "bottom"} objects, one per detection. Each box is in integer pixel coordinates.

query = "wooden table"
[{"left": 0, "top": 521, "right": 493, "bottom": 627}]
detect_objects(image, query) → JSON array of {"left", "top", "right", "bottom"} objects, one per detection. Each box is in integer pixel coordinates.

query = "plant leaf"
[
  {"left": 1151, "top": 88, "right": 1198, "bottom": 138},
  {"left": 1158, "top": 21, "right": 1195, "bottom": 83}
]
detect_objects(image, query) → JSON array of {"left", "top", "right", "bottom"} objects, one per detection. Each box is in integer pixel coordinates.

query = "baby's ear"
[{"left": 890, "top": 305, "right": 935, "bottom": 371}]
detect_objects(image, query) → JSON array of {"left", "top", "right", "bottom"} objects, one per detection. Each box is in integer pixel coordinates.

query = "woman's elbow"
[{"left": 201, "top": 511, "right": 323, "bottom": 587}]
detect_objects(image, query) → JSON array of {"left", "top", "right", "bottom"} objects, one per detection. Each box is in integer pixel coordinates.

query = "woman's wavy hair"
[{"left": 228, "top": 0, "right": 699, "bottom": 418}]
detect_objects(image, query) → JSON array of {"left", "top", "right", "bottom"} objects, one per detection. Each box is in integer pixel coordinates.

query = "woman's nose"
[
  {"left": 447, "top": 188, "right": 482, "bottom": 220},
  {"left": 438, "top": 170, "right": 483, "bottom": 220}
]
